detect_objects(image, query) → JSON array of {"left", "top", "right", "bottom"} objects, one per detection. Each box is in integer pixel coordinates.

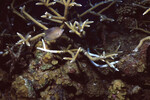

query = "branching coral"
[
  {"left": 131, "top": 2, "right": 150, "bottom": 15},
  {"left": 16, "top": 32, "right": 45, "bottom": 46},
  {"left": 143, "top": 7, "right": 150, "bottom": 15},
  {"left": 10, "top": 0, "right": 120, "bottom": 37},
  {"left": 5, "top": 44, "right": 27, "bottom": 72},
  {"left": 79, "top": 0, "right": 114, "bottom": 18},
  {"left": 16, "top": 32, "right": 31, "bottom": 46},
  {"left": 36, "top": 0, "right": 64, "bottom": 23},
  {"left": 130, "top": 20, "right": 150, "bottom": 35},
  {"left": 38, "top": 0, "right": 121, "bottom": 36},
  {"left": 11, "top": 0, "right": 26, "bottom": 20},
  {"left": 21, "top": 6, "right": 48, "bottom": 30},
  {"left": 3, "top": 0, "right": 150, "bottom": 99},
  {"left": 79, "top": 0, "right": 122, "bottom": 22},
  {"left": 133, "top": 36, "right": 150, "bottom": 52},
  {"left": 9, "top": 0, "right": 123, "bottom": 71},
  {"left": 54, "top": 0, "right": 82, "bottom": 18},
  {"left": 41, "top": 12, "right": 65, "bottom": 24},
  {"left": 37, "top": 39, "right": 120, "bottom": 71},
  {"left": 85, "top": 47, "right": 121, "bottom": 71},
  {"left": 38, "top": 0, "right": 82, "bottom": 28},
  {"left": 36, "top": 0, "right": 56, "bottom": 7},
  {"left": 65, "top": 19, "right": 94, "bottom": 37}
]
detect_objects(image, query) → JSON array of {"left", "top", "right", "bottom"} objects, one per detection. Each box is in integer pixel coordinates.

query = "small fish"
[{"left": 44, "top": 27, "right": 64, "bottom": 41}]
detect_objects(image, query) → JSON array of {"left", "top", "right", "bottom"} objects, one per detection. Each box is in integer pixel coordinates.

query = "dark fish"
[{"left": 44, "top": 27, "right": 64, "bottom": 41}]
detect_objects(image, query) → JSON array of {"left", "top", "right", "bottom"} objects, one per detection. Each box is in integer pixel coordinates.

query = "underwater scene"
[{"left": 0, "top": 0, "right": 150, "bottom": 100}]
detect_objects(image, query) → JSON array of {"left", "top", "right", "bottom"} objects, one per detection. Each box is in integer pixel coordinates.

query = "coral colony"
[
  {"left": 1, "top": 0, "right": 150, "bottom": 99},
  {"left": 11, "top": 0, "right": 124, "bottom": 71}
]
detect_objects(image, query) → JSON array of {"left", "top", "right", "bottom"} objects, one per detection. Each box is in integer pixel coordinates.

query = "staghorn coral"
[
  {"left": 11, "top": 0, "right": 120, "bottom": 37},
  {"left": 2, "top": 0, "right": 150, "bottom": 100},
  {"left": 37, "top": 39, "right": 121, "bottom": 71},
  {"left": 143, "top": 7, "right": 150, "bottom": 15},
  {"left": 37, "top": 0, "right": 82, "bottom": 29},
  {"left": 65, "top": 19, "right": 94, "bottom": 37},
  {"left": 15, "top": 32, "right": 45, "bottom": 46}
]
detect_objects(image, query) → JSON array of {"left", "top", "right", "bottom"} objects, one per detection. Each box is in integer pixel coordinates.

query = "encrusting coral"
[{"left": 108, "top": 80, "right": 127, "bottom": 100}]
